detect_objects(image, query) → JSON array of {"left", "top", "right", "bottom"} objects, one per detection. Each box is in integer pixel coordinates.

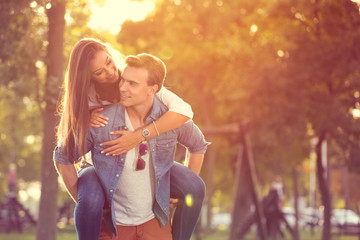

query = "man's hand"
[
  {"left": 89, "top": 108, "right": 108, "bottom": 127},
  {"left": 100, "top": 130, "right": 143, "bottom": 156},
  {"left": 170, "top": 198, "right": 179, "bottom": 208}
]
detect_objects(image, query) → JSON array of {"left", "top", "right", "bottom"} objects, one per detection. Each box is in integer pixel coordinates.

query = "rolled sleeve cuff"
[
  {"left": 188, "top": 141, "right": 211, "bottom": 154},
  {"left": 53, "top": 146, "right": 73, "bottom": 165}
]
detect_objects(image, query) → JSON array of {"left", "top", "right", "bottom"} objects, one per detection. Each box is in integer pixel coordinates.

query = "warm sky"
[{"left": 88, "top": 0, "right": 155, "bottom": 34}]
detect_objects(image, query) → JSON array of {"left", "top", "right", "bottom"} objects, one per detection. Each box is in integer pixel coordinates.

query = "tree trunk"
[
  {"left": 341, "top": 166, "right": 350, "bottom": 209},
  {"left": 36, "top": 1, "right": 65, "bottom": 240},
  {"left": 315, "top": 132, "right": 332, "bottom": 240},
  {"left": 229, "top": 123, "right": 266, "bottom": 240},
  {"left": 229, "top": 145, "right": 253, "bottom": 240},
  {"left": 292, "top": 167, "right": 299, "bottom": 240},
  {"left": 200, "top": 94, "right": 215, "bottom": 231}
]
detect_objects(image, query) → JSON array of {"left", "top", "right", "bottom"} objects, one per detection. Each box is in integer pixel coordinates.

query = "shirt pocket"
[{"left": 155, "top": 137, "right": 177, "bottom": 163}]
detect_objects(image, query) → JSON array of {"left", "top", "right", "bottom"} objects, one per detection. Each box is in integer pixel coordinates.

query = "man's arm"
[
  {"left": 54, "top": 161, "right": 78, "bottom": 203},
  {"left": 184, "top": 152, "right": 204, "bottom": 175},
  {"left": 177, "top": 121, "right": 209, "bottom": 173}
]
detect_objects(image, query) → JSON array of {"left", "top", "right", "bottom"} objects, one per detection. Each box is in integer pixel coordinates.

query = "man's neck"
[{"left": 126, "top": 98, "right": 154, "bottom": 129}]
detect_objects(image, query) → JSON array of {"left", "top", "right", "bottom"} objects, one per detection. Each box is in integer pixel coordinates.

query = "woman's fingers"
[
  {"left": 100, "top": 131, "right": 140, "bottom": 156},
  {"left": 89, "top": 108, "right": 108, "bottom": 127}
]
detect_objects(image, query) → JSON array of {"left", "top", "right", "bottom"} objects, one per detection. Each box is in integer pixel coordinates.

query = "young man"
[{"left": 54, "top": 53, "right": 208, "bottom": 240}]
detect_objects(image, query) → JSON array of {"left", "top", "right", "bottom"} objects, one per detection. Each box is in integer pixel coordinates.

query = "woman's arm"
[
  {"left": 100, "top": 88, "right": 193, "bottom": 156},
  {"left": 54, "top": 161, "right": 78, "bottom": 203},
  {"left": 155, "top": 87, "right": 194, "bottom": 119},
  {"left": 184, "top": 152, "right": 204, "bottom": 175}
]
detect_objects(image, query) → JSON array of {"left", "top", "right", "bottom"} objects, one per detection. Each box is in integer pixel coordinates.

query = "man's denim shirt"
[{"left": 53, "top": 97, "right": 209, "bottom": 235}]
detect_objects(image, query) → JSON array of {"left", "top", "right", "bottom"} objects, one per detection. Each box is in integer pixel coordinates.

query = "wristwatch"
[{"left": 142, "top": 128, "right": 150, "bottom": 141}]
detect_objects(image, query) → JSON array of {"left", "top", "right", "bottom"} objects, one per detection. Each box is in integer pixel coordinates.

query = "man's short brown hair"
[{"left": 125, "top": 53, "right": 166, "bottom": 93}]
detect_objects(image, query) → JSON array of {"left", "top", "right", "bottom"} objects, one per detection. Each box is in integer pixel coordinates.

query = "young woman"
[{"left": 55, "top": 38, "right": 205, "bottom": 240}]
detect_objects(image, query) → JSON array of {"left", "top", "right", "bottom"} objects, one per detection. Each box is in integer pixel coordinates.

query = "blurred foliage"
[
  {"left": 0, "top": 0, "right": 46, "bottom": 199},
  {"left": 0, "top": 0, "right": 360, "bottom": 214},
  {"left": 117, "top": 0, "right": 360, "bottom": 211}
]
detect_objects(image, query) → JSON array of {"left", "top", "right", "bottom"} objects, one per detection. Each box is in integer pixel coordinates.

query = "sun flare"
[{"left": 88, "top": 0, "right": 155, "bottom": 34}]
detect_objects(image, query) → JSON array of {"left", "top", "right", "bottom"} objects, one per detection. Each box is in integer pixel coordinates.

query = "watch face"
[{"left": 143, "top": 128, "right": 150, "bottom": 137}]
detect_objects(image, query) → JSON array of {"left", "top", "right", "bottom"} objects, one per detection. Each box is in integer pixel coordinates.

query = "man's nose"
[{"left": 119, "top": 81, "right": 127, "bottom": 91}]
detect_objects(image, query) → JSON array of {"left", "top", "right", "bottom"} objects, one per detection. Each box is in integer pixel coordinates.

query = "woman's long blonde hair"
[{"left": 57, "top": 38, "right": 122, "bottom": 162}]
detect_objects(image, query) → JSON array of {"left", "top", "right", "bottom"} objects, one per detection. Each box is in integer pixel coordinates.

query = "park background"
[{"left": 1, "top": 0, "right": 360, "bottom": 239}]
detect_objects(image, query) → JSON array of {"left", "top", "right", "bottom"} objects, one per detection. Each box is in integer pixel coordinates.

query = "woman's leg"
[
  {"left": 75, "top": 166, "right": 106, "bottom": 240},
  {"left": 170, "top": 162, "right": 206, "bottom": 240}
]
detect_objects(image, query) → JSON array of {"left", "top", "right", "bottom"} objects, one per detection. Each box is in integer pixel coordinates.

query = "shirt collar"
[
  {"left": 147, "top": 97, "right": 167, "bottom": 123},
  {"left": 112, "top": 103, "right": 126, "bottom": 130},
  {"left": 112, "top": 97, "right": 167, "bottom": 129}
]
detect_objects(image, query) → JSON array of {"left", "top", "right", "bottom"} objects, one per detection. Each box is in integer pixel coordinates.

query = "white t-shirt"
[{"left": 112, "top": 110, "right": 156, "bottom": 226}]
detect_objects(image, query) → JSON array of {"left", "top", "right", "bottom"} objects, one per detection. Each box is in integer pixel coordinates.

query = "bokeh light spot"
[
  {"left": 160, "top": 46, "right": 174, "bottom": 60},
  {"left": 185, "top": 194, "right": 193, "bottom": 207}
]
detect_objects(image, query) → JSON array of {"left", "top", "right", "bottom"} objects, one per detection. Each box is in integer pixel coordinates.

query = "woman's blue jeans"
[
  {"left": 75, "top": 166, "right": 105, "bottom": 240},
  {"left": 75, "top": 162, "right": 205, "bottom": 240}
]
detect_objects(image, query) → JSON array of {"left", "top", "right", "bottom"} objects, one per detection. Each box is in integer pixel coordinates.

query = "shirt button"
[
  {"left": 121, "top": 158, "right": 124, "bottom": 161},
  {"left": 164, "top": 207, "right": 167, "bottom": 211},
  {"left": 110, "top": 189, "right": 113, "bottom": 193},
  {"left": 152, "top": 149, "right": 155, "bottom": 152},
  {"left": 116, "top": 174, "right": 120, "bottom": 177},
  {"left": 157, "top": 181, "right": 160, "bottom": 185},
  {"left": 166, "top": 144, "right": 169, "bottom": 147}
]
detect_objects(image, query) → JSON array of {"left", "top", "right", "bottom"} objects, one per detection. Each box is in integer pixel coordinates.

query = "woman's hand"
[
  {"left": 89, "top": 108, "right": 108, "bottom": 127},
  {"left": 100, "top": 130, "right": 143, "bottom": 156}
]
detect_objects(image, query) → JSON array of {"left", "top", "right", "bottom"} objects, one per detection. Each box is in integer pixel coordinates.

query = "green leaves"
[{"left": 116, "top": 0, "right": 360, "bottom": 209}]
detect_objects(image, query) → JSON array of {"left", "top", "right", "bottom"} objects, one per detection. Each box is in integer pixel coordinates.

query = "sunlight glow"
[
  {"left": 25, "top": 135, "right": 36, "bottom": 144},
  {"left": 277, "top": 50, "right": 285, "bottom": 57},
  {"left": 352, "top": 108, "right": 360, "bottom": 119},
  {"left": 354, "top": 91, "right": 360, "bottom": 98},
  {"left": 250, "top": 24, "right": 258, "bottom": 33},
  {"left": 88, "top": 0, "right": 155, "bottom": 34},
  {"left": 185, "top": 194, "right": 194, "bottom": 207}
]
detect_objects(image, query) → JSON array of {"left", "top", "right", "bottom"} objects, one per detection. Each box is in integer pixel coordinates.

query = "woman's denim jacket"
[{"left": 53, "top": 97, "right": 209, "bottom": 235}]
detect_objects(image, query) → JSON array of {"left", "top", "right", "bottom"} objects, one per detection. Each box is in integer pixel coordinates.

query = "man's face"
[
  {"left": 89, "top": 50, "right": 119, "bottom": 84},
  {"left": 119, "top": 65, "right": 157, "bottom": 107}
]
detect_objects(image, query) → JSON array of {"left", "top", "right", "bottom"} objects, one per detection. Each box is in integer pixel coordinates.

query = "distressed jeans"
[{"left": 74, "top": 162, "right": 205, "bottom": 240}]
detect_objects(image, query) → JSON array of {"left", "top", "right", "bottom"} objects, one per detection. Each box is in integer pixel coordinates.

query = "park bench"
[{"left": 332, "top": 223, "right": 360, "bottom": 239}]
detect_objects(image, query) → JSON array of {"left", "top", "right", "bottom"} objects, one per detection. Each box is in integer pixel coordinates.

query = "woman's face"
[{"left": 89, "top": 50, "right": 119, "bottom": 84}]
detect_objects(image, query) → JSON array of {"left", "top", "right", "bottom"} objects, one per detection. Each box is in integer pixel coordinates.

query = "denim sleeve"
[
  {"left": 53, "top": 141, "right": 73, "bottom": 165},
  {"left": 53, "top": 131, "right": 95, "bottom": 165},
  {"left": 176, "top": 121, "right": 210, "bottom": 154}
]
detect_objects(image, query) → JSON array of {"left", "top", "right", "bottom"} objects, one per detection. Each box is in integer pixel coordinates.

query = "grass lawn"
[
  {"left": 0, "top": 226, "right": 359, "bottom": 240},
  {"left": 0, "top": 226, "right": 77, "bottom": 240}
]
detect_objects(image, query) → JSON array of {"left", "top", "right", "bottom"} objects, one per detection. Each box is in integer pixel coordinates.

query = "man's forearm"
[
  {"left": 184, "top": 152, "right": 204, "bottom": 175},
  {"left": 54, "top": 161, "right": 79, "bottom": 203}
]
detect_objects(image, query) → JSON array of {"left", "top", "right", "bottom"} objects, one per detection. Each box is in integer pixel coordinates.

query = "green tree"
[
  {"left": 117, "top": 0, "right": 360, "bottom": 238},
  {"left": 0, "top": 0, "right": 45, "bottom": 198},
  {"left": 275, "top": 1, "right": 360, "bottom": 239}
]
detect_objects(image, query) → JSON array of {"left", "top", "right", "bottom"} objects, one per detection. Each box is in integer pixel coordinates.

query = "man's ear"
[{"left": 149, "top": 84, "right": 158, "bottom": 95}]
